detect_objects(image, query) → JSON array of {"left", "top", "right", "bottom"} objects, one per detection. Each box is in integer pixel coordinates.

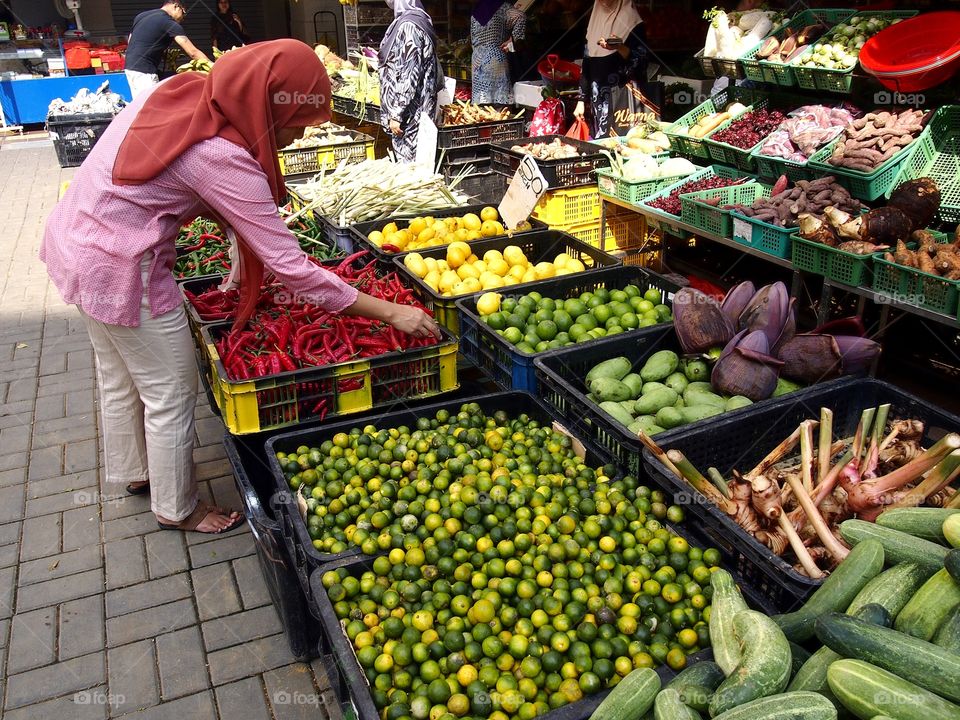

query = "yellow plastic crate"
[
  {"left": 554, "top": 206, "right": 647, "bottom": 252},
  {"left": 532, "top": 185, "right": 601, "bottom": 226},
  {"left": 201, "top": 324, "right": 459, "bottom": 434},
  {"left": 277, "top": 130, "right": 375, "bottom": 176}
]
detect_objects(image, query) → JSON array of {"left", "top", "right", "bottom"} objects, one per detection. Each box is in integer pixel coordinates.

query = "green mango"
[
  {"left": 640, "top": 350, "right": 680, "bottom": 382},
  {"left": 656, "top": 406, "right": 685, "bottom": 430},
  {"left": 600, "top": 401, "right": 634, "bottom": 427},
  {"left": 590, "top": 377, "right": 633, "bottom": 403},
  {"left": 634, "top": 387, "right": 679, "bottom": 416},
  {"left": 622, "top": 373, "right": 644, "bottom": 398},
  {"left": 587, "top": 357, "right": 632, "bottom": 384},
  {"left": 682, "top": 359, "right": 710, "bottom": 382},
  {"left": 725, "top": 395, "right": 754, "bottom": 411},
  {"left": 679, "top": 405, "right": 724, "bottom": 425},
  {"left": 664, "top": 372, "right": 689, "bottom": 395}
]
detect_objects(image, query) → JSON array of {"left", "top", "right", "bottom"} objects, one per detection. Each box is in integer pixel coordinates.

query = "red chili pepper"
[{"left": 278, "top": 351, "right": 297, "bottom": 371}]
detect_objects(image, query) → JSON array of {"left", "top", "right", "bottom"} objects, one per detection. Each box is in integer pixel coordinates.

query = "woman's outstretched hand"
[{"left": 388, "top": 304, "right": 441, "bottom": 339}]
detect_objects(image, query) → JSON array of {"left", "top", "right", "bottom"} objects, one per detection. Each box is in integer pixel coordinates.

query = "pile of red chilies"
[{"left": 203, "top": 252, "right": 438, "bottom": 382}]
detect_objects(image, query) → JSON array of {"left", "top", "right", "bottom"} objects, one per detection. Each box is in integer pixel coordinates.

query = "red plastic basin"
[{"left": 859, "top": 11, "right": 960, "bottom": 92}]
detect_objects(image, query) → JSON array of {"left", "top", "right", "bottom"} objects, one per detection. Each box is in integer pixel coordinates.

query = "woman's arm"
[
  {"left": 181, "top": 142, "right": 438, "bottom": 336},
  {"left": 618, "top": 23, "right": 648, "bottom": 85},
  {"left": 504, "top": 5, "right": 527, "bottom": 41}
]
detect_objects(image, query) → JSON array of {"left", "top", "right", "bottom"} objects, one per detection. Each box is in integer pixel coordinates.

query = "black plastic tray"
[
  {"left": 393, "top": 229, "right": 622, "bottom": 335},
  {"left": 437, "top": 106, "right": 526, "bottom": 149},
  {"left": 456, "top": 266, "right": 680, "bottom": 393},
  {"left": 349, "top": 203, "right": 547, "bottom": 263},
  {"left": 533, "top": 328, "right": 848, "bottom": 478},
  {"left": 642, "top": 377, "right": 960, "bottom": 613},
  {"left": 263, "top": 390, "right": 590, "bottom": 605},
  {"left": 490, "top": 134, "right": 610, "bottom": 190},
  {"left": 223, "top": 432, "right": 324, "bottom": 659}
]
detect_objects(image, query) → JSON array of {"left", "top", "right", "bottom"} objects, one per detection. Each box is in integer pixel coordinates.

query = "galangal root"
[{"left": 655, "top": 405, "right": 960, "bottom": 579}]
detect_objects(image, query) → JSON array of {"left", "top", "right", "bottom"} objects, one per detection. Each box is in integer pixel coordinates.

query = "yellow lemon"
[
  {"left": 566, "top": 258, "right": 586, "bottom": 273},
  {"left": 503, "top": 245, "right": 527, "bottom": 267},
  {"left": 382, "top": 222, "right": 398, "bottom": 235},
  {"left": 403, "top": 253, "right": 428, "bottom": 278},
  {"left": 480, "top": 206, "right": 499, "bottom": 222},
  {"left": 534, "top": 262, "right": 555, "bottom": 280},
  {"left": 483, "top": 249, "right": 504, "bottom": 264},
  {"left": 507, "top": 264, "right": 526, "bottom": 282},
  {"left": 455, "top": 228, "right": 471, "bottom": 242},
  {"left": 437, "top": 259, "right": 450, "bottom": 272},
  {"left": 479, "top": 271, "right": 505, "bottom": 290},
  {"left": 555, "top": 267, "right": 573, "bottom": 276},
  {"left": 476, "top": 292, "right": 502, "bottom": 316},
  {"left": 554, "top": 252, "right": 572, "bottom": 268},
  {"left": 466, "top": 254, "right": 479, "bottom": 264},
  {"left": 439, "top": 270, "right": 460, "bottom": 293},
  {"left": 449, "top": 241, "right": 471, "bottom": 258},
  {"left": 444, "top": 217, "right": 459, "bottom": 231},
  {"left": 521, "top": 268, "right": 538, "bottom": 283},
  {"left": 391, "top": 233, "right": 408, "bottom": 250},
  {"left": 452, "top": 281, "right": 472, "bottom": 296},
  {"left": 480, "top": 220, "right": 501, "bottom": 238},
  {"left": 461, "top": 277, "right": 482, "bottom": 294},
  {"left": 472, "top": 260, "right": 487, "bottom": 274},
  {"left": 457, "top": 263, "right": 480, "bottom": 281},
  {"left": 424, "top": 257, "right": 439, "bottom": 273},
  {"left": 423, "top": 270, "right": 440, "bottom": 291},
  {"left": 447, "top": 245, "right": 468, "bottom": 269},
  {"left": 462, "top": 213, "right": 482, "bottom": 231},
  {"left": 408, "top": 217, "right": 426, "bottom": 236},
  {"left": 418, "top": 226, "right": 436, "bottom": 244},
  {"left": 487, "top": 257, "right": 510, "bottom": 277},
  {"left": 367, "top": 230, "right": 384, "bottom": 246}
]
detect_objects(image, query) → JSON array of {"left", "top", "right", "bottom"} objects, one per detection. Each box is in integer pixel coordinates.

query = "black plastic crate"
[
  {"left": 642, "top": 377, "right": 960, "bottom": 613},
  {"left": 455, "top": 170, "right": 507, "bottom": 204},
  {"left": 223, "top": 432, "right": 324, "bottom": 660},
  {"left": 393, "top": 229, "right": 622, "bottom": 335},
  {"left": 47, "top": 112, "right": 114, "bottom": 168},
  {"left": 437, "top": 106, "right": 526, "bottom": 149},
  {"left": 457, "top": 266, "right": 680, "bottom": 393},
  {"left": 349, "top": 203, "right": 546, "bottom": 263},
  {"left": 533, "top": 329, "right": 847, "bottom": 478},
  {"left": 263, "top": 390, "right": 591, "bottom": 605},
  {"left": 331, "top": 95, "right": 381, "bottom": 124},
  {"left": 490, "top": 135, "right": 610, "bottom": 190}
]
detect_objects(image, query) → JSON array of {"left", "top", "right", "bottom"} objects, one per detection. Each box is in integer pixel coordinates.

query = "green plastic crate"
[
  {"left": 792, "top": 10, "right": 917, "bottom": 93},
  {"left": 808, "top": 136, "right": 917, "bottom": 202},
  {"left": 730, "top": 210, "right": 795, "bottom": 258},
  {"left": 887, "top": 105, "right": 960, "bottom": 225},
  {"left": 791, "top": 236, "right": 874, "bottom": 286},
  {"left": 663, "top": 86, "right": 764, "bottom": 160},
  {"left": 751, "top": 149, "right": 815, "bottom": 183},
  {"left": 872, "top": 232, "right": 958, "bottom": 316},
  {"left": 640, "top": 165, "right": 755, "bottom": 236},
  {"left": 702, "top": 100, "right": 774, "bottom": 172},
  {"left": 680, "top": 183, "right": 771, "bottom": 239},
  {"left": 595, "top": 162, "right": 697, "bottom": 206}
]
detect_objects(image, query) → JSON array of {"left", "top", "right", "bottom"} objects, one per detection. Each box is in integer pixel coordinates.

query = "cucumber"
[
  {"left": 839, "top": 520, "right": 948, "bottom": 575},
  {"left": 669, "top": 683, "right": 711, "bottom": 713},
  {"left": 876, "top": 507, "right": 960, "bottom": 545},
  {"left": 946, "top": 515, "right": 960, "bottom": 549},
  {"left": 709, "top": 610, "right": 792, "bottom": 717},
  {"left": 773, "top": 539, "right": 885, "bottom": 642},
  {"left": 710, "top": 691, "right": 839, "bottom": 720},
  {"left": 815, "top": 611, "right": 960, "bottom": 703},
  {"left": 708, "top": 569, "right": 749, "bottom": 676},
  {"left": 788, "top": 604, "right": 890, "bottom": 713},
  {"left": 588, "top": 667, "right": 660, "bottom": 720},
  {"left": 827, "top": 659, "right": 960, "bottom": 720},
  {"left": 654, "top": 688, "right": 702, "bottom": 720},
  {"left": 844, "top": 562, "right": 932, "bottom": 617},
  {"left": 789, "top": 642, "right": 812, "bottom": 679},
  {"left": 933, "top": 604, "right": 960, "bottom": 653},
  {"left": 666, "top": 661, "right": 725, "bottom": 692},
  {"left": 949, "top": 548, "right": 960, "bottom": 584},
  {"left": 895, "top": 568, "right": 960, "bottom": 641}
]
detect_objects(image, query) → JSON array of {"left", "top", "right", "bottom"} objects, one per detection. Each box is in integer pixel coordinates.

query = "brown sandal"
[{"left": 157, "top": 503, "right": 244, "bottom": 534}]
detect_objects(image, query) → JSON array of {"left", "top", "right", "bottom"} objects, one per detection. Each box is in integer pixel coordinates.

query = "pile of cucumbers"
[
  {"left": 603, "top": 508, "right": 960, "bottom": 720},
  {"left": 584, "top": 351, "right": 754, "bottom": 436}
]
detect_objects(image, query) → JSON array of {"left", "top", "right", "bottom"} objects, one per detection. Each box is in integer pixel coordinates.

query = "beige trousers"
[
  {"left": 124, "top": 69, "right": 159, "bottom": 99},
  {"left": 81, "top": 259, "right": 199, "bottom": 521}
]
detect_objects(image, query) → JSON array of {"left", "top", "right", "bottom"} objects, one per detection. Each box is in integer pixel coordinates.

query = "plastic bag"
[
  {"left": 565, "top": 118, "right": 591, "bottom": 142},
  {"left": 529, "top": 97, "right": 566, "bottom": 137}
]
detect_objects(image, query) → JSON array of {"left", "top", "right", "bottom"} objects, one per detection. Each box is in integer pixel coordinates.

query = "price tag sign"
[
  {"left": 498, "top": 154, "right": 548, "bottom": 230},
  {"left": 732, "top": 217, "right": 752, "bottom": 245},
  {"left": 415, "top": 114, "right": 439, "bottom": 167}
]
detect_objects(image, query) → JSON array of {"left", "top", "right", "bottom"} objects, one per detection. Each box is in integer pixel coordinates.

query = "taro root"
[
  {"left": 888, "top": 177, "right": 941, "bottom": 233},
  {"left": 720, "top": 281, "right": 755, "bottom": 328},
  {"left": 711, "top": 330, "right": 783, "bottom": 401},
  {"left": 823, "top": 206, "right": 863, "bottom": 240},
  {"left": 861, "top": 207, "right": 913, "bottom": 246},
  {"left": 672, "top": 288, "right": 734, "bottom": 354},
  {"left": 799, "top": 214, "right": 838, "bottom": 246}
]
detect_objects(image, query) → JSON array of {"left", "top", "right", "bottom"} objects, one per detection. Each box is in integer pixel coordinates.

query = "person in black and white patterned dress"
[
  {"left": 471, "top": 0, "right": 526, "bottom": 104},
  {"left": 378, "top": 0, "right": 443, "bottom": 162}
]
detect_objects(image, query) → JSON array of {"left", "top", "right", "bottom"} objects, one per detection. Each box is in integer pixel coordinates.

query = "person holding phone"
[{"left": 573, "top": 0, "right": 648, "bottom": 138}]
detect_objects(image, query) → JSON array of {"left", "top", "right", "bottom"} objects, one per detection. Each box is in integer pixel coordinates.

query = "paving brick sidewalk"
[{"left": 0, "top": 138, "right": 342, "bottom": 719}]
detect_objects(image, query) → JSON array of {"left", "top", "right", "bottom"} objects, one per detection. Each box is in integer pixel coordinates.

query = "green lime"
[
  {"left": 609, "top": 290, "right": 628, "bottom": 303},
  {"left": 539, "top": 297, "right": 556, "bottom": 312},
  {"left": 568, "top": 324, "right": 586, "bottom": 341},
  {"left": 535, "top": 340, "right": 550, "bottom": 352},
  {"left": 564, "top": 299, "right": 587, "bottom": 317},
  {"left": 620, "top": 312, "right": 639, "bottom": 329},
  {"left": 595, "top": 288, "right": 610, "bottom": 303},
  {"left": 552, "top": 310, "right": 573, "bottom": 332},
  {"left": 534, "top": 308, "right": 554, "bottom": 324},
  {"left": 486, "top": 312, "right": 506, "bottom": 331},
  {"left": 637, "top": 299, "right": 655, "bottom": 313},
  {"left": 644, "top": 288, "right": 662, "bottom": 304},
  {"left": 655, "top": 304, "right": 672, "bottom": 321},
  {"left": 503, "top": 326, "right": 523, "bottom": 345},
  {"left": 516, "top": 342, "right": 536, "bottom": 354},
  {"left": 623, "top": 284, "right": 641, "bottom": 298},
  {"left": 507, "top": 313, "right": 526, "bottom": 329},
  {"left": 536, "top": 320, "right": 558, "bottom": 341},
  {"left": 586, "top": 295, "right": 605, "bottom": 310},
  {"left": 501, "top": 298, "right": 518, "bottom": 314},
  {"left": 577, "top": 313, "right": 598, "bottom": 331},
  {"left": 591, "top": 304, "right": 612, "bottom": 325}
]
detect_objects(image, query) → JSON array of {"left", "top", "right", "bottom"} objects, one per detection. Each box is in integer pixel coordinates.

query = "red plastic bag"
[
  {"left": 565, "top": 118, "right": 591, "bottom": 142},
  {"left": 529, "top": 98, "right": 566, "bottom": 137}
]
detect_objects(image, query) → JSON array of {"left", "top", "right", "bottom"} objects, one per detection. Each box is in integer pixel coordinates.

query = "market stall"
[{"left": 146, "top": 7, "right": 960, "bottom": 720}]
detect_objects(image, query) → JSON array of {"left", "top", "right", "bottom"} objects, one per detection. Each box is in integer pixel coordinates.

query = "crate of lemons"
[
  {"left": 367, "top": 207, "right": 532, "bottom": 254},
  {"left": 404, "top": 243, "right": 588, "bottom": 298}
]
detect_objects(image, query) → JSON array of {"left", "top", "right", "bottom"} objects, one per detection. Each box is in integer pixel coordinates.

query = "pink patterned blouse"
[{"left": 40, "top": 84, "right": 358, "bottom": 327}]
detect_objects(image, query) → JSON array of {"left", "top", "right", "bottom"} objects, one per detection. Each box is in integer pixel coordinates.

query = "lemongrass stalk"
[
  {"left": 782, "top": 471, "right": 850, "bottom": 563},
  {"left": 667, "top": 450, "right": 736, "bottom": 514},
  {"left": 707, "top": 467, "right": 732, "bottom": 499},
  {"left": 800, "top": 420, "right": 816, "bottom": 495},
  {"left": 886, "top": 450, "right": 960, "bottom": 510},
  {"left": 818, "top": 408, "right": 833, "bottom": 485},
  {"left": 866, "top": 434, "right": 960, "bottom": 497}
]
